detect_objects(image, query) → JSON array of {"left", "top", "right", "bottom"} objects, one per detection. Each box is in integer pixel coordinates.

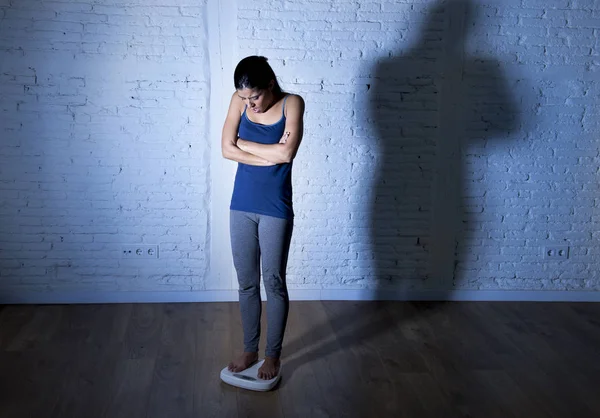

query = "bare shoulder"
[
  {"left": 286, "top": 93, "right": 305, "bottom": 107},
  {"left": 284, "top": 94, "right": 305, "bottom": 116},
  {"left": 228, "top": 90, "right": 244, "bottom": 115}
]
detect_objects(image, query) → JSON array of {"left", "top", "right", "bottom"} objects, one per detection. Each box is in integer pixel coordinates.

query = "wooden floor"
[{"left": 0, "top": 301, "right": 599, "bottom": 418}]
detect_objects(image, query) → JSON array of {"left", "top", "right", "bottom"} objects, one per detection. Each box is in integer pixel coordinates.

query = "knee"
[
  {"left": 237, "top": 270, "right": 260, "bottom": 293},
  {"left": 263, "top": 269, "right": 287, "bottom": 294},
  {"left": 239, "top": 283, "right": 260, "bottom": 297}
]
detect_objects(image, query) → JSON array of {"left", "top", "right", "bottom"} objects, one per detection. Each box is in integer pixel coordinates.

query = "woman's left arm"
[{"left": 237, "top": 95, "right": 305, "bottom": 164}]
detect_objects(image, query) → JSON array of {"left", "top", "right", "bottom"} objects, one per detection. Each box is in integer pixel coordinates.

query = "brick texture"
[
  {"left": 0, "top": 0, "right": 211, "bottom": 292},
  {"left": 1, "top": 0, "right": 599, "bottom": 296},
  {"left": 237, "top": 0, "right": 600, "bottom": 292}
]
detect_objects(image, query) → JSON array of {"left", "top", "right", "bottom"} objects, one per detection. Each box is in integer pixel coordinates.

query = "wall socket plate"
[
  {"left": 544, "top": 245, "right": 569, "bottom": 260},
  {"left": 122, "top": 245, "right": 159, "bottom": 258}
]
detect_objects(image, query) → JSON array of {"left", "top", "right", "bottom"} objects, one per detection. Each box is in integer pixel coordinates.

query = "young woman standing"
[{"left": 221, "top": 56, "right": 305, "bottom": 380}]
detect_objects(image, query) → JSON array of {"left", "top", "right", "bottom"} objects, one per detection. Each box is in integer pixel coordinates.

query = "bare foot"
[
  {"left": 228, "top": 352, "right": 258, "bottom": 373},
  {"left": 258, "top": 356, "right": 280, "bottom": 380}
]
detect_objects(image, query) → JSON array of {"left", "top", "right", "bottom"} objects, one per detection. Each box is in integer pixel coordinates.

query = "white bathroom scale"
[{"left": 220, "top": 360, "right": 281, "bottom": 391}]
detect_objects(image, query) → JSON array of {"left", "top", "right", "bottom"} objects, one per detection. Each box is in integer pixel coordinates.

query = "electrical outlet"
[
  {"left": 544, "top": 245, "right": 569, "bottom": 260},
  {"left": 122, "top": 245, "right": 159, "bottom": 258}
]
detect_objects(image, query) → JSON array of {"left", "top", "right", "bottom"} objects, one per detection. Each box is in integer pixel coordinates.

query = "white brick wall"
[
  {"left": 1, "top": 0, "right": 598, "bottom": 300},
  {"left": 0, "top": 0, "right": 211, "bottom": 293},
  {"left": 238, "top": 0, "right": 600, "bottom": 292}
]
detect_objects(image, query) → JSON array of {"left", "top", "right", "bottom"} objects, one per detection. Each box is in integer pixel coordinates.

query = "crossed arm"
[{"left": 221, "top": 93, "right": 305, "bottom": 166}]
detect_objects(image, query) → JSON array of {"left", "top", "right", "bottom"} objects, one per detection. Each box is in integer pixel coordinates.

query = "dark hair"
[{"left": 234, "top": 55, "right": 283, "bottom": 95}]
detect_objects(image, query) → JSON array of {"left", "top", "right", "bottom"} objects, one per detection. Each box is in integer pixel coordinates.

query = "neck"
[{"left": 265, "top": 91, "right": 282, "bottom": 112}]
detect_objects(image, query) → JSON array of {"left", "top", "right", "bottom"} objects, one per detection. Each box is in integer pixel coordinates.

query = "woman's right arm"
[{"left": 221, "top": 92, "right": 276, "bottom": 166}]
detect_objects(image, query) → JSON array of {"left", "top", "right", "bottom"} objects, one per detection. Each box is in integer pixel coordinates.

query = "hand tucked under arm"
[
  {"left": 237, "top": 132, "right": 292, "bottom": 164},
  {"left": 221, "top": 93, "right": 304, "bottom": 166},
  {"left": 238, "top": 94, "right": 304, "bottom": 163},
  {"left": 220, "top": 91, "right": 276, "bottom": 166},
  {"left": 223, "top": 138, "right": 276, "bottom": 166}
]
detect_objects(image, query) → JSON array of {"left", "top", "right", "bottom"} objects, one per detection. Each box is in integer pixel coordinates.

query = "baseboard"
[
  {"left": 318, "top": 289, "right": 600, "bottom": 302},
  {"left": 1, "top": 289, "right": 599, "bottom": 304}
]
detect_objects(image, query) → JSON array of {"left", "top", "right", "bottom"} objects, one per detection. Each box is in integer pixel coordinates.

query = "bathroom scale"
[{"left": 220, "top": 359, "right": 281, "bottom": 391}]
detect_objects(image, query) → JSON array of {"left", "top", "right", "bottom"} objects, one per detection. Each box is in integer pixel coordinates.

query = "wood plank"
[
  {"left": 278, "top": 301, "right": 336, "bottom": 418},
  {"left": 0, "top": 301, "right": 598, "bottom": 418},
  {"left": 0, "top": 346, "right": 72, "bottom": 417},
  {"left": 104, "top": 358, "right": 156, "bottom": 418},
  {"left": 323, "top": 301, "right": 401, "bottom": 417},
  {"left": 146, "top": 303, "right": 197, "bottom": 418},
  {"left": 123, "top": 303, "right": 164, "bottom": 360},
  {"left": 293, "top": 300, "right": 367, "bottom": 418},
  {"left": 402, "top": 372, "right": 454, "bottom": 418},
  {"left": 193, "top": 302, "right": 238, "bottom": 418},
  {"left": 49, "top": 304, "right": 124, "bottom": 418},
  {"left": 0, "top": 305, "right": 36, "bottom": 350},
  {"left": 6, "top": 304, "right": 63, "bottom": 351},
  {"left": 475, "top": 370, "right": 548, "bottom": 418}
]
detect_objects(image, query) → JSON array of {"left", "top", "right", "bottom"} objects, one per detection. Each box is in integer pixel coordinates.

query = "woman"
[{"left": 221, "top": 56, "right": 305, "bottom": 380}]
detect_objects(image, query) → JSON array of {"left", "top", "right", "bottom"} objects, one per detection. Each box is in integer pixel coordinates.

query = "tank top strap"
[{"left": 281, "top": 95, "right": 288, "bottom": 117}]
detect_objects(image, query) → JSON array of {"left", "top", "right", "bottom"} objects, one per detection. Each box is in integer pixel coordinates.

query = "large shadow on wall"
[
  {"left": 280, "top": 0, "right": 525, "bottom": 395},
  {"left": 369, "top": 0, "right": 520, "bottom": 299}
]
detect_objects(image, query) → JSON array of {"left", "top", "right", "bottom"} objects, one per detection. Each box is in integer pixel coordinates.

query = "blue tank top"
[{"left": 230, "top": 95, "right": 294, "bottom": 220}]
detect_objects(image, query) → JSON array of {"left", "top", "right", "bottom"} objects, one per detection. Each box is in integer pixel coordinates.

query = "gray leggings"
[{"left": 230, "top": 210, "right": 293, "bottom": 358}]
